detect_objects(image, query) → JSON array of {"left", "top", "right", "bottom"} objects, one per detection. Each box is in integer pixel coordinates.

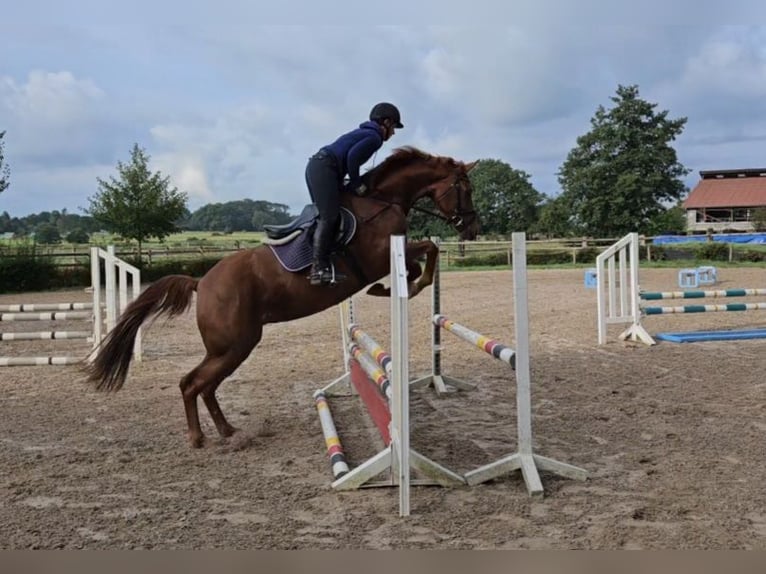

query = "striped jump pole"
[
  {"left": 0, "top": 357, "right": 80, "bottom": 366},
  {"left": 315, "top": 236, "right": 464, "bottom": 517},
  {"left": 349, "top": 324, "right": 392, "bottom": 375},
  {"left": 1, "top": 244, "right": 142, "bottom": 367},
  {"left": 462, "top": 232, "right": 589, "bottom": 496},
  {"left": 597, "top": 233, "right": 766, "bottom": 345},
  {"left": 410, "top": 244, "right": 515, "bottom": 391},
  {"left": 409, "top": 237, "right": 477, "bottom": 394},
  {"left": 0, "top": 331, "right": 91, "bottom": 341},
  {"left": 348, "top": 342, "right": 393, "bottom": 403},
  {"left": 313, "top": 390, "right": 350, "bottom": 480},
  {"left": 644, "top": 302, "right": 766, "bottom": 315},
  {"left": 0, "top": 302, "right": 95, "bottom": 312},
  {"left": 347, "top": 353, "right": 392, "bottom": 446},
  {"left": 433, "top": 314, "right": 516, "bottom": 368},
  {"left": 0, "top": 311, "right": 92, "bottom": 322},
  {"left": 641, "top": 288, "right": 766, "bottom": 300},
  {"left": 0, "top": 309, "right": 95, "bottom": 368}
]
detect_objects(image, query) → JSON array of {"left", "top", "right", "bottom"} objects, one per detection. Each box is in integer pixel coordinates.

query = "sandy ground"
[{"left": 1, "top": 266, "right": 765, "bottom": 549}]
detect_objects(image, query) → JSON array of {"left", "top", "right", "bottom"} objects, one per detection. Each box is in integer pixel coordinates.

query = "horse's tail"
[{"left": 85, "top": 275, "right": 198, "bottom": 392}]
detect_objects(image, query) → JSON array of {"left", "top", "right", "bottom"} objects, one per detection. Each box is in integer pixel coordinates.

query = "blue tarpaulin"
[{"left": 652, "top": 233, "right": 766, "bottom": 245}]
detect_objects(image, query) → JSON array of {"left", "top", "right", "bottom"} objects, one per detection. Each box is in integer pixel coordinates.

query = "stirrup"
[{"left": 309, "top": 264, "right": 347, "bottom": 286}]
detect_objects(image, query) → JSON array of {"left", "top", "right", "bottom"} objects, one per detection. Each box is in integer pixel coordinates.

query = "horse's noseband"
[{"left": 433, "top": 177, "right": 476, "bottom": 231}]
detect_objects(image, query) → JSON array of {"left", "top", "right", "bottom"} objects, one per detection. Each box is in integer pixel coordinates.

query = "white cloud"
[
  {"left": 0, "top": 71, "right": 107, "bottom": 163},
  {"left": 3, "top": 21, "right": 766, "bottom": 217},
  {"left": 1, "top": 70, "right": 103, "bottom": 124}
]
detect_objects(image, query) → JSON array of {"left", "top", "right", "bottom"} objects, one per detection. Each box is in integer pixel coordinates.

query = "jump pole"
[
  {"left": 314, "top": 236, "right": 464, "bottom": 516},
  {"left": 1, "top": 246, "right": 142, "bottom": 367},
  {"left": 463, "top": 232, "right": 589, "bottom": 496}
]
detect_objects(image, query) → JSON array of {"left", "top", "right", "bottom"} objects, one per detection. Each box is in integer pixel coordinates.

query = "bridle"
[
  {"left": 410, "top": 175, "right": 477, "bottom": 232},
  {"left": 358, "top": 172, "right": 476, "bottom": 232}
]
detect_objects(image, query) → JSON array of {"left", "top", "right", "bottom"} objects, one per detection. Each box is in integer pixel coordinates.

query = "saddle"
[
  {"left": 263, "top": 204, "right": 357, "bottom": 272},
  {"left": 264, "top": 204, "right": 356, "bottom": 244}
]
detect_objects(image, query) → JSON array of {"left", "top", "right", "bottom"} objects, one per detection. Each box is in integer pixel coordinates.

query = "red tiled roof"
[{"left": 684, "top": 174, "right": 766, "bottom": 209}]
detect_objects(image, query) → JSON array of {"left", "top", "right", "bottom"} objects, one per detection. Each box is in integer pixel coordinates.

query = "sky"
[{"left": 2, "top": 3, "right": 766, "bottom": 218}]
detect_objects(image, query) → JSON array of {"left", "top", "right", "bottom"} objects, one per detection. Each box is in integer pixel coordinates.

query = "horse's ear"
[{"left": 464, "top": 160, "right": 479, "bottom": 172}]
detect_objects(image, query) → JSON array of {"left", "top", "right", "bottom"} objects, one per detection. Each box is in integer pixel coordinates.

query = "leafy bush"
[
  {"left": 574, "top": 247, "right": 600, "bottom": 264},
  {"left": 138, "top": 257, "right": 223, "bottom": 282},
  {"left": 450, "top": 252, "right": 509, "bottom": 267},
  {"left": 647, "top": 244, "right": 667, "bottom": 261},
  {"left": 65, "top": 229, "right": 90, "bottom": 244},
  {"left": 695, "top": 242, "right": 730, "bottom": 261},
  {"left": 526, "top": 249, "right": 572, "bottom": 266},
  {"left": 734, "top": 248, "right": 766, "bottom": 263},
  {"left": 0, "top": 244, "right": 56, "bottom": 293}
]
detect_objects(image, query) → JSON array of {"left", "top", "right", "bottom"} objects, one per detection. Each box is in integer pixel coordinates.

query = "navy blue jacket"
[{"left": 322, "top": 121, "right": 383, "bottom": 187}]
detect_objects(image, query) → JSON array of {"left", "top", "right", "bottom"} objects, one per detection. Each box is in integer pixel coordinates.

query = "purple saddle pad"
[{"left": 267, "top": 207, "right": 356, "bottom": 272}]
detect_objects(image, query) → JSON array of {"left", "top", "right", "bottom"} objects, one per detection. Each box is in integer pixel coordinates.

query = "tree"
[
  {"left": 87, "top": 144, "right": 187, "bottom": 257},
  {"left": 468, "top": 159, "right": 544, "bottom": 237},
  {"left": 751, "top": 208, "right": 766, "bottom": 232},
  {"left": 557, "top": 84, "right": 690, "bottom": 237},
  {"left": 0, "top": 131, "right": 10, "bottom": 195},
  {"left": 180, "top": 199, "right": 293, "bottom": 232},
  {"left": 535, "top": 196, "right": 576, "bottom": 238},
  {"left": 65, "top": 229, "right": 90, "bottom": 244},
  {"left": 646, "top": 204, "right": 688, "bottom": 235},
  {"left": 407, "top": 201, "right": 454, "bottom": 239},
  {"left": 35, "top": 223, "right": 61, "bottom": 244}
]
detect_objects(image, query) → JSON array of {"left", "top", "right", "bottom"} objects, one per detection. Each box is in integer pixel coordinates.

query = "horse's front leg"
[
  {"left": 365, "top": 239, "right": 438, "bottom": 298},
  {"left": 405, "top": 240, "right": 438, "bottom": 298}
]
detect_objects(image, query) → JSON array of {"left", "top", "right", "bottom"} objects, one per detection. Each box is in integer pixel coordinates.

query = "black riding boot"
[{"left": 309, "top": 219, "right": 347, "bottom": 286}]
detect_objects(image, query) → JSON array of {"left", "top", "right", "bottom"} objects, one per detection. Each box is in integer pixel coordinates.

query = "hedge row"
[
  {"left": 448, "top": 247, "right": 602, "bottom": 267},
  {"left": 3, "top": 242, "right": 766, "bottom": 294},
  {"left": 648, "top": 243, "right": 766, "bottom": 262},
  {"left": 0, "top": 245, "right": 225, "bottom": 294}
]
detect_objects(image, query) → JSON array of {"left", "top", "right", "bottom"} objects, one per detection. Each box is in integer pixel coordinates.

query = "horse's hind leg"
[{"left": 179, "top": 331, "right": 260, "bottom": 447}]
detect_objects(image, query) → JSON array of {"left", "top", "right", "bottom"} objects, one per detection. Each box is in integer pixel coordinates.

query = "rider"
[{"left": 305, "top": 102, "right": 403, "bottom": 286}]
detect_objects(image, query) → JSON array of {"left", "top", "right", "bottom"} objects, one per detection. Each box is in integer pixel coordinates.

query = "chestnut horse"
[{"left": 85, "top": 146, "right": 480, "bottom": 447}]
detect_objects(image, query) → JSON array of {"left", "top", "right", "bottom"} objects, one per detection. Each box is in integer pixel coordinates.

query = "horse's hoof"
[
  {"left": 189, "top": 434, "right": 205, "bottom": 448},
  {"left": 366, "top": 283, "right": 390, "bottom": 297},
  {"left": 220, "top": 425, "right": 239, "bottom": 438}
]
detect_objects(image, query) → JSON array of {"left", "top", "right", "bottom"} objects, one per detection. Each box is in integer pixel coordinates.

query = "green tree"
[
  {"left": 557, "top": 84, "right": 690, "bottom": 237},
  {"left": 87, "top": 144, "right": 187, "bottom": 257},
  {"left": 407, "top": 201, "right": 454, "bottom": 239},
  {"left": 468, "top": 159, "right": 544, "bottom": 236},
  {"left": 646, "top": 203, "right": 688, "bottom": 235},
  {"left": 751, "top": 208, "right": 766, "bottom": 232},
  {"left": 65, "top": 229, "right": 90, "bottom": 244},
  {"left": 0, "top": 131, "right": 10, "bottom": 195},
  {"left": 535, "top": 195, "right": 576, "bottom": 238},
  {"left": 35, "top": 223, "right": 61, "bottom": 244}
]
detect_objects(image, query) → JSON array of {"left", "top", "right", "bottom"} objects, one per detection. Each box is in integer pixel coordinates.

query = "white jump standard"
[
  {"left": 597, "top": 232, "right": 766, "bottom": 345},
  {"left": 0, "top": 246, "right": 142, "bottom": 366},
  {"left": 313, "top": 235, "right": 463, "bottom": 517},
  {"left": 459, "top": 233, "right": 588, "bottom": 495}
]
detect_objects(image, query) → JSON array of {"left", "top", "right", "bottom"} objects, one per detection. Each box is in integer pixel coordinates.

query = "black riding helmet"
[{"left": 370, "top": 102, "right": 404, "bottom": 128}]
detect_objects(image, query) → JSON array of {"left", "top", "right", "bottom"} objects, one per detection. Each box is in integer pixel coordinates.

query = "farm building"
[{"left": 684, "top": 168, "right": 766, "bottom": 232}]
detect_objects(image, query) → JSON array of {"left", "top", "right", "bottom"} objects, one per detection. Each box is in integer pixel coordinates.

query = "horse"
[{"left": 85, "top": 146, "right": 480, "bottom": 448}]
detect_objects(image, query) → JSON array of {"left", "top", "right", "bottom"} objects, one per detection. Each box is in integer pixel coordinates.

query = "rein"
[{"left": 360, "top": 176, "right": 476, "bottom": 232}]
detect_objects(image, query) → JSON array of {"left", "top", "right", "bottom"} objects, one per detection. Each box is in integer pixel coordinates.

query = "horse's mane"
[{"left": 364, "top": 146, "right": 456, "bottom": 188}]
